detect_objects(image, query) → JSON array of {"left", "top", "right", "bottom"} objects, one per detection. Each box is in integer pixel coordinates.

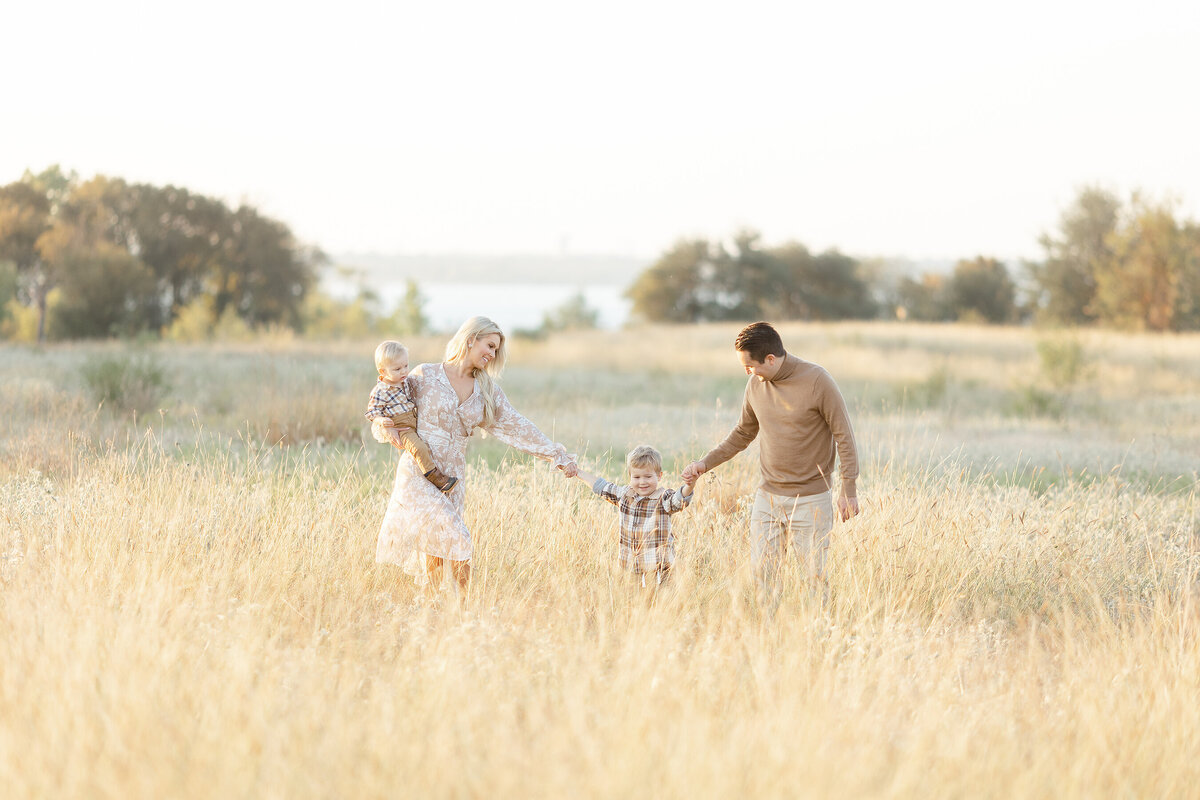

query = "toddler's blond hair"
[
  {"left": 626, "top": 445, "right": 663, "bottom": 474},
  {"left": 374, "top": 340, "right": 409, "bottom": 370}
]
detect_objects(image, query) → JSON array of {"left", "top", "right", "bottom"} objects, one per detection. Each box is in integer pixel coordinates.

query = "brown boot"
[{"left": 424, "top": 467, "right": 458, "bottom": 493}]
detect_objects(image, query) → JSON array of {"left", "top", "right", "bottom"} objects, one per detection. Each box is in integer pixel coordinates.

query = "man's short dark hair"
[{"left": 734, "top": 322, "right": 785, "bottom": 363}]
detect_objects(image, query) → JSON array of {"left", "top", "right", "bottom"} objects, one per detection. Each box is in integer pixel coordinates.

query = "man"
[{"left": 682, "top": 321, "right": 860, "bottom": 607}]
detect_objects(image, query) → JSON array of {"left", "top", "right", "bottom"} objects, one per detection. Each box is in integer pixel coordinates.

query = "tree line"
[
  {"left": 0, "top": 166, "right": 322, "bottom": 341},
  {"left": 627, "top": 187, "right": 1200, "bottom": 331},
  {"left": 4, "top": 167, "right": 1198, "bottom": 340}
]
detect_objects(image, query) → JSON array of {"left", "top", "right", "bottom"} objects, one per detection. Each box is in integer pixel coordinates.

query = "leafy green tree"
[
  {"left": 0, "top": 168, "right": 73, "bottom": 341},
  {"left": 1091, "top": 197, "right": 1200, "bottom": 331},
  {"left": 209, "top": 205, "right": 320, "bottom": 327},
  {"left": 49, "top": 241, "right": 157, "bottom": 338},
  {"left": 1176, "top": 225, "right": 1200, "bottom": 331},
  {"left": 15, "top": 175, "right": 174, "bottom": 329},
  {"left": 896, "top": 273, "right": 953, "bottom": 322},
  {"left": 630, "top": 233, "right": 878, "bottom": 323},
  {"left": 120, "top": 182, "right": 232, "bottom": 327},
  {"left": 389, "top": 279, "right": 430, "bottom": 336},
  {"left": 774, "top": 243, "right": 877, "bottom": 320},
  {"left": 0, "top": 259, "right": 17, "bottom": 330},
  {"left": 947, "top": 257, "right": 1017, "bottom": 323},
  {"left": 813, "top": 250, "right": 878, "bottom": 319},
  {"left": 30, "top": 174, "right": 166, "bottom": 338},
  {"left": 2, "top": 167, "right": 325, "bottom": 338},
  {"left": 541, "top": 290, "right": 599, "bottom": 333},
  {"left": 32, "top": 183, "right": 159, "bottom": 338},
  {"left": 0, "top": 184, "right": 49, "bottom": 280},
  {"left": 300, "top": 291, "right": 373, "bottom": 339},
  {"left": 709, "top": 230, "right": 782, "bottom": 319},
  {"left": 770, "top": 242, "right": 815, "bottom": 318},
  {"left": 1029, "top": 187, "right": 1120, "bottom": 324},
  {"left": 626, "top": 238, "right": 716, "bottom": 323}
]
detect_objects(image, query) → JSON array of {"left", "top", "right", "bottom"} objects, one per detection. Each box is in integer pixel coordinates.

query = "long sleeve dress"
[{"left": 372, "top": 362, "right": 575, "bottom": 581}]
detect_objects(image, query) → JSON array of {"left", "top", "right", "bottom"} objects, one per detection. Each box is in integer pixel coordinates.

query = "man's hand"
[
  {"left": 681, "top": 460, "right": 708, "bottom": 483},
  {"left": 837, "top": 495, "right": 860, "bottom": 522},
  {"left": 558, "top": 462, "right": 579, "bottom": 478}
]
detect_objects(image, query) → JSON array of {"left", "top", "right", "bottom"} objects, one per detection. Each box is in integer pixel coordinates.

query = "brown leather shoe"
[{"left": 424, "top": 467, "right": 458, "bottom": 493}]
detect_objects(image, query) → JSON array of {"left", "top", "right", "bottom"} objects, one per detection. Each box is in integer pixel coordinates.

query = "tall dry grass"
[{"left": 2, "top": 324, "right": 1199, "bottom": 798}]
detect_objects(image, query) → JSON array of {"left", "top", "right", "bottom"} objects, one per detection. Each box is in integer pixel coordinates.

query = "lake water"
[{"left": 323, "top": 277, "right": 633, "bottom": 332}]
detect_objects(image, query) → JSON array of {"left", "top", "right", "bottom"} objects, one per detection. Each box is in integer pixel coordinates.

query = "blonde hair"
[
  {"left": 374, "top": 340, "right": 408, "bottom": 370},
  {"left": 444, "top": 316, "right": 507, "bottom": 428},
  {"left": 626, "top": 445, "right": 663, "bottom": 474}
]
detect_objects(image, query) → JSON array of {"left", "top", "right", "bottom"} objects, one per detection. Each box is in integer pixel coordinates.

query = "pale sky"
[{"left": 4, "top": 0, "right": 1199, "bottom": 264}]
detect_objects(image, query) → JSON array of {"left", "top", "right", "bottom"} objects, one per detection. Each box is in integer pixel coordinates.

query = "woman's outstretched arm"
[{"left": 484, "top": 385, "right": 576, "bottom": 471}]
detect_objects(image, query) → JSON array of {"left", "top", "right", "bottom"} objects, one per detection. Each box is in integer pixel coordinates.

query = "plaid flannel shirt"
[
  {"left": 364, "top": 379, "right": 416, "bottom": 421},
  {"left": 593, "top": 479, "right": 692, "bottom": 574}
]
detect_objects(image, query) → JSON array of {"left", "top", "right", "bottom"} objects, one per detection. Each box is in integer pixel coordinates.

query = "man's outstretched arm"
[{"left": 683, "top": 391, "right": 760, "bottom": 481}]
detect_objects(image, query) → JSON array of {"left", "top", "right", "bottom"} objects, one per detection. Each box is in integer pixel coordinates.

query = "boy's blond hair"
[
  {"left": 626, "top": 445, "right": 663, "bottom": 474},
  {"left": 374, "top": 340, "right": 408, "bottom": 370}
]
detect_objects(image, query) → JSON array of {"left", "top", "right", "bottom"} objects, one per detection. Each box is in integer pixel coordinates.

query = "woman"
[{"left": 373, "top": 316, "right": 577, "bottom": 591}]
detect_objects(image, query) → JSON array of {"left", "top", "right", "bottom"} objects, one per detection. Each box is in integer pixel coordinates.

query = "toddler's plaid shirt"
[
  {"left": 592, "top": 479, "right": 692, "bottom": 574},
  {"left": 364, "top": 379, "right": 416, "bottom": 421}
]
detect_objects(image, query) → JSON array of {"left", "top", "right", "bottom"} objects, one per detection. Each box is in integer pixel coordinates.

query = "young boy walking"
[{"left": 573, "top": 445, "right": 696, "bottom": 588}]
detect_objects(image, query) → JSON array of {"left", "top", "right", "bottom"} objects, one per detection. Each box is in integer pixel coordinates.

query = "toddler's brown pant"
[{"left": 389, "top": 409, "right": 437, "bottom": 475}]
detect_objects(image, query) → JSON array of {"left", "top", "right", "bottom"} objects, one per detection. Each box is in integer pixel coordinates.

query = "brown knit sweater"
[{"left": 701, "top": 353, "right": 859, "bottom": 498}]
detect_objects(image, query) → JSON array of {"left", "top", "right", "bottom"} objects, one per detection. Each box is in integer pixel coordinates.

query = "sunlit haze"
[{"left": 4, "top": 0, "right": 1199, "bottom": 263}]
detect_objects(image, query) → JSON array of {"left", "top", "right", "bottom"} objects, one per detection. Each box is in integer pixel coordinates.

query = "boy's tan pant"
[
  {"left": 389, "top": 409, "right": 438, "bottom": 475},
  {"left": 750, "top": 489, "right": 834, "bottom": 610}
]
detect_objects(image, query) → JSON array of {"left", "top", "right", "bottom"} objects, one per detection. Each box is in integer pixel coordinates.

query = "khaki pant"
[
  {"left": 750, "top": 489, "right": 834, "bottom": 609},
  {"left": 389, "top": 409, "right": 437, "bottom": 475}
]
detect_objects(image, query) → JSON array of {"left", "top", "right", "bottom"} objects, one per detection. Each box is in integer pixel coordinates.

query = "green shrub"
[
  {"left": 1037, "top": 336, "right": 1088, "bottom": 389},
  {"left": 908, "top": 364, "right": 950, "bottom": 407},
  {"left": 1006, "top": 384, "right": 1063, "bottom": 419},
  {"left": 82, "top": 354, "right": 172, "bottom": 415}
]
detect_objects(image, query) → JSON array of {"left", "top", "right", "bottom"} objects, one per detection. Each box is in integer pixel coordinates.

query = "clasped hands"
[{"left": 681, "top": 459, "right": 859, "bottom": 521}]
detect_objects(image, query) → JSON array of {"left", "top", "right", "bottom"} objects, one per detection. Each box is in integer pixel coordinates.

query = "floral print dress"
[{"left": 372, "top": 362, "right": 574, "bottom": 581}]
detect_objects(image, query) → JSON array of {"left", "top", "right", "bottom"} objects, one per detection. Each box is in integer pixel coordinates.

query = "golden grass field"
[{"left": 2, "top": 322, "right": 1199, "bottom": 798}]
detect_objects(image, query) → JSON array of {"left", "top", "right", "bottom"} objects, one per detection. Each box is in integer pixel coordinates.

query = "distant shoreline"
[
  {"left": 331, "top": 252, "right": 647, "bottom": 287},
  {"left": 319, "top": 277, "right": 633, "bottom": 331}
]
